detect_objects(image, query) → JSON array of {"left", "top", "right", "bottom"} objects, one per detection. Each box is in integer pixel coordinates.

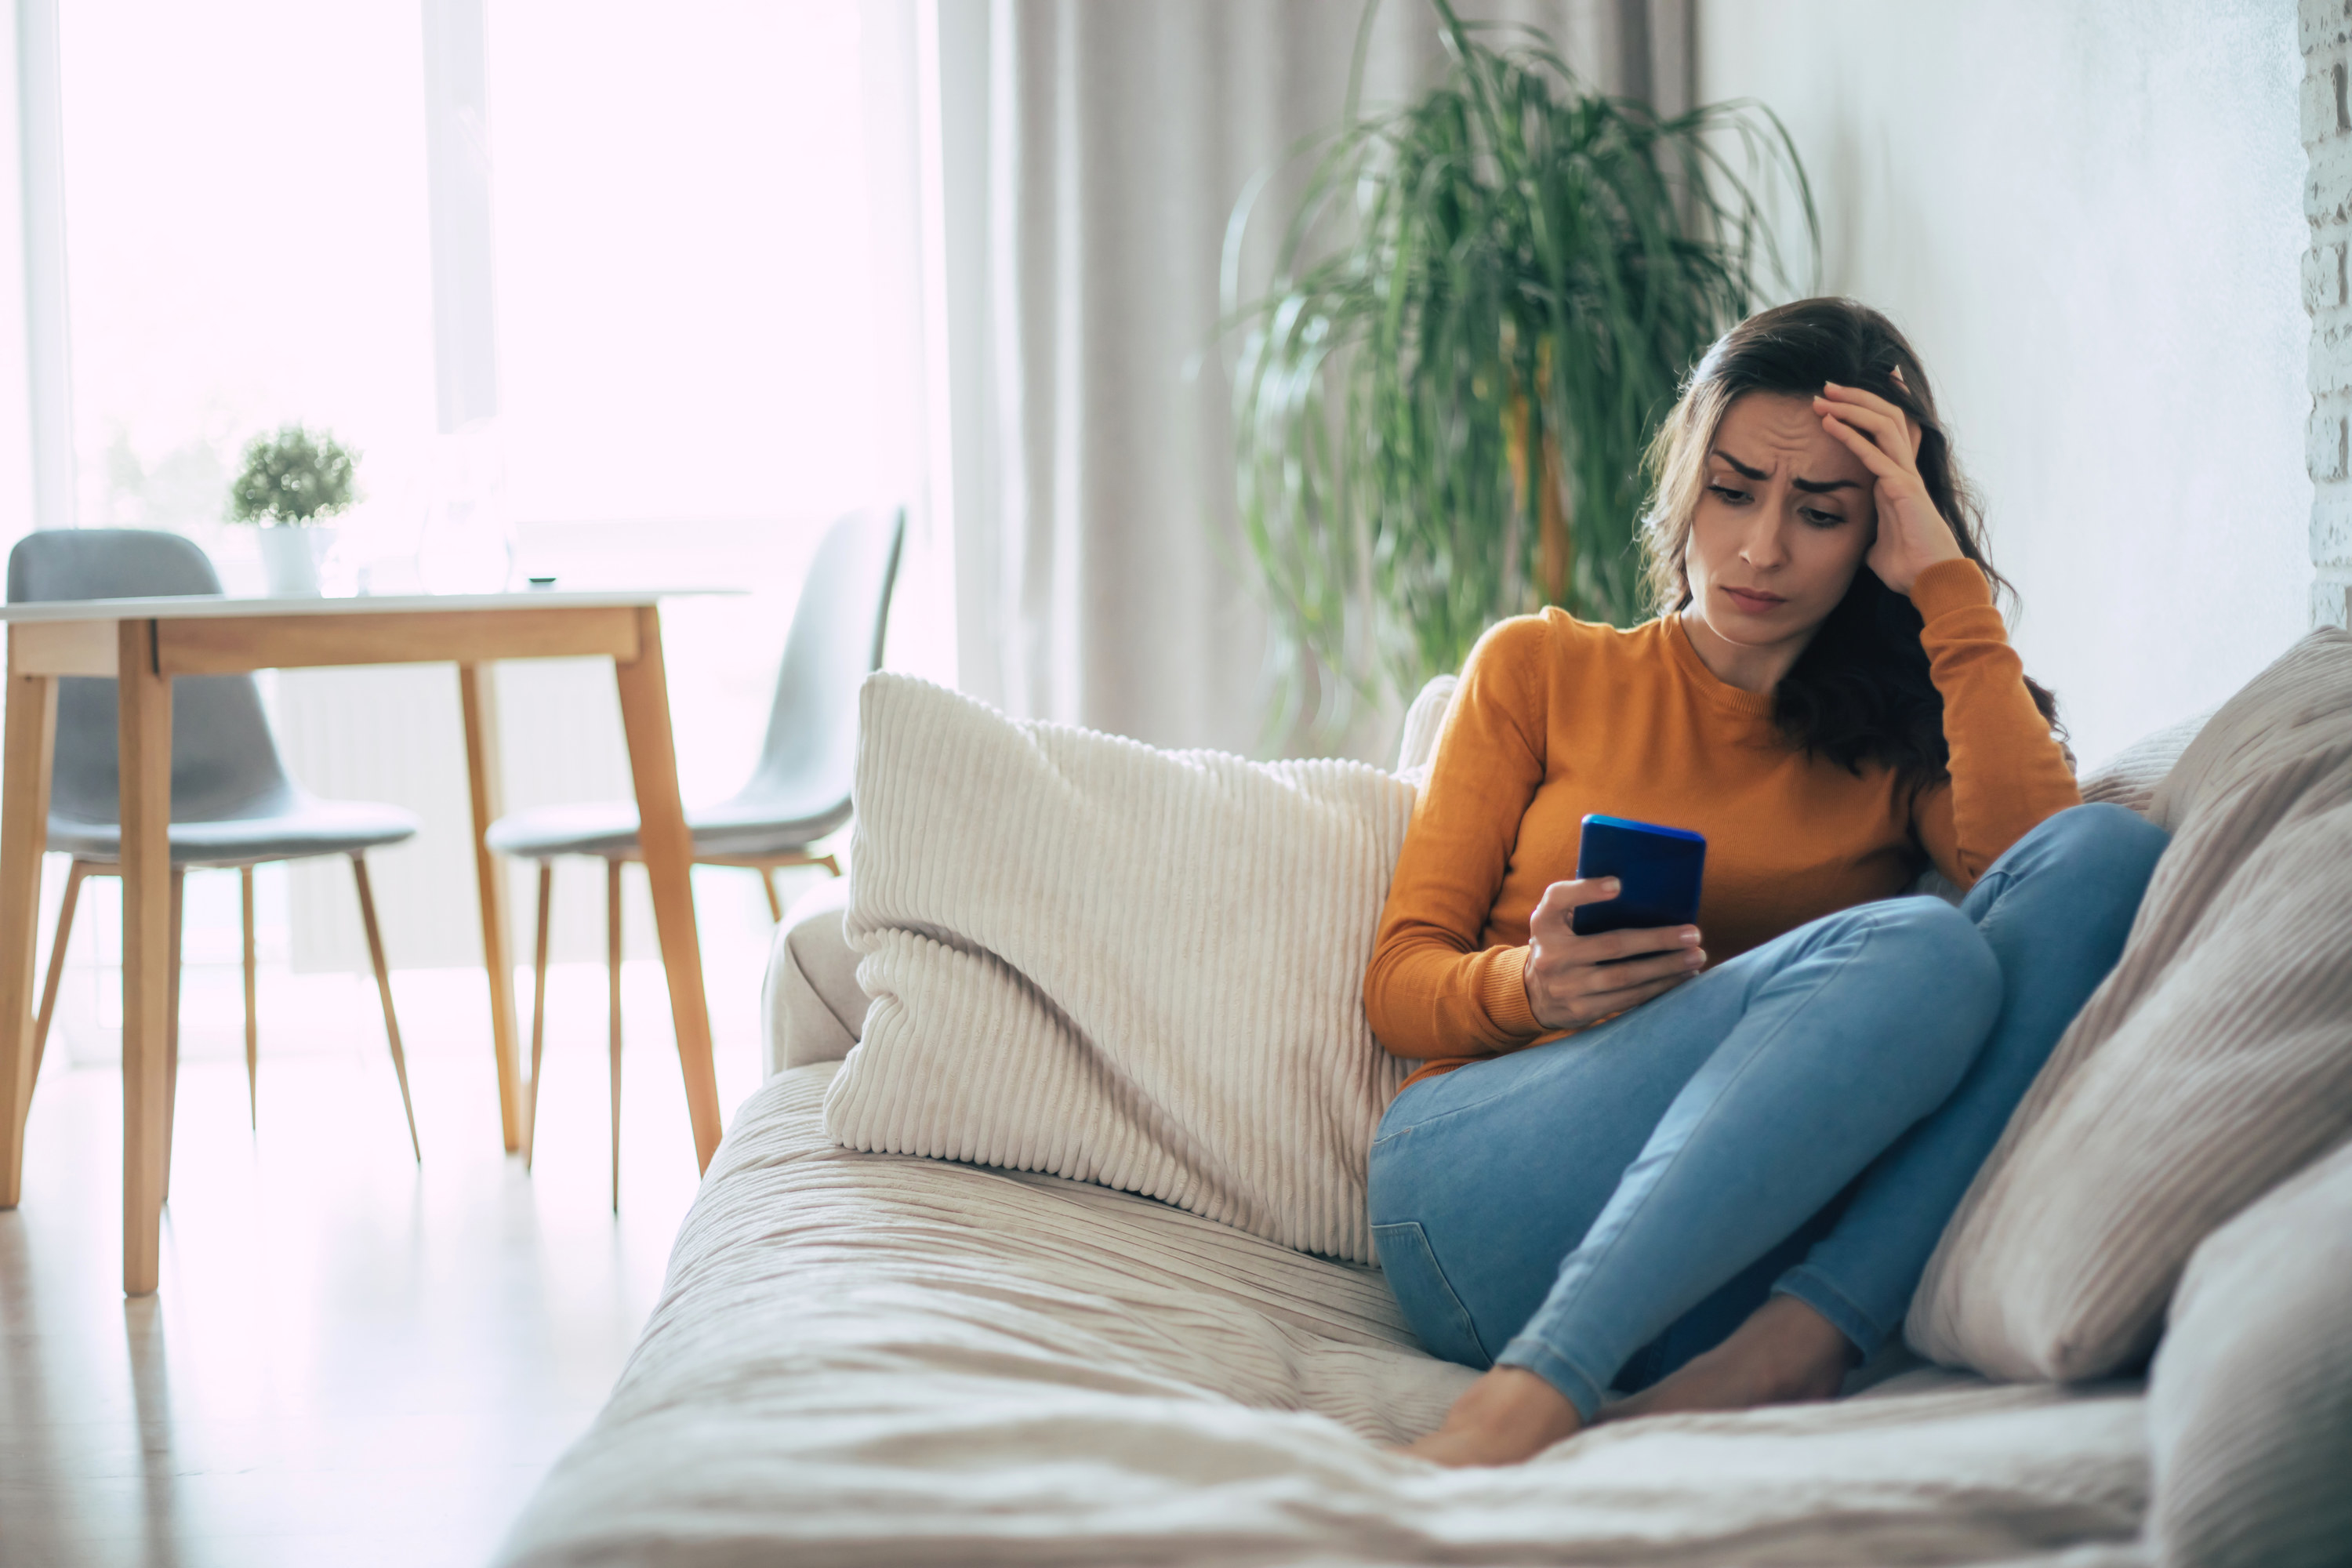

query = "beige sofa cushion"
[
  {"left": 2076, "top": 708, "right": 2214, "bottom": 819},
  {"left": 760, "top": 876, "right": 865, "bottom": 1076},
  {"left": 822, "top": 674, "right": 1414, "bottom": 1264},
  {"left": 2146, "top": 1138, "right": 2352, "bottom": 1568},
  {"left": 1907, "top": 628, "right": 2352, "bottom": 1381},
  {"left": 764, "top": 675, "right": 1468, "bottom": 1084}
]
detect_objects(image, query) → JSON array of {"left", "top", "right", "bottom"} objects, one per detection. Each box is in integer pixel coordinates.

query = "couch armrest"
[{"left": 760, "top": 876, "right": 869, "bottom": 1079}]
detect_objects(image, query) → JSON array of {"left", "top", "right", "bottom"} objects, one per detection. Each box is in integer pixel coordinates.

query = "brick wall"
[{"left": 2304, "top": 1, "right": 2352, "bottom": 627}]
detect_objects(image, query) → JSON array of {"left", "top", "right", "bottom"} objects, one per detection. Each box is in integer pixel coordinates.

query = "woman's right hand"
[{"left": 1522, "top": 878, "right": 1706, "bottom": 1030}]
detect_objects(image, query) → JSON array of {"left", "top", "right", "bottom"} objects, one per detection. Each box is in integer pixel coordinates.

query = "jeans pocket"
[{"left": 1371, "top": 1220, "right": 1490, "bottom": 1369}]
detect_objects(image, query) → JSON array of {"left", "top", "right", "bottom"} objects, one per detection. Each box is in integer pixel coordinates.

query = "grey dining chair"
[
  {"left": 487, "top": 505, "right": 904, "bottom": 1207},
  {"left": 8, "top": 529, "right": 424, "bottom": 1167}
]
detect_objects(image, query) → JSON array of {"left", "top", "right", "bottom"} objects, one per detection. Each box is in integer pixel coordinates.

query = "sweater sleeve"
[
  {"left": 1907, "top": 558, "right": 2082, "bottom": 888},
  {"left": 1363, "top": 615, "right": 1551, "bottom": 1058}
]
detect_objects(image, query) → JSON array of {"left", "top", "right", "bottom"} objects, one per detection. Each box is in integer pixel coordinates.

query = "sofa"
[{"left": 495, "top": 629, "right": 2352, "bottom": 1568}]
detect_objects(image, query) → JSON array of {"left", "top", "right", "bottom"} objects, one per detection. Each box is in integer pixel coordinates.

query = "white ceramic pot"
[{"left": 257, "top": 524, "right": 329, "bottom": 597}]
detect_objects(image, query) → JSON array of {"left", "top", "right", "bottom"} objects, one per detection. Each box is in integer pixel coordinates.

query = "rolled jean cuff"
[
  {"left": 1494, "top": 1334, "right": 1610, "bottom": 1424},
  {"left": 1773, "top": 1265, "right": 1889, "bottom": 1359}
]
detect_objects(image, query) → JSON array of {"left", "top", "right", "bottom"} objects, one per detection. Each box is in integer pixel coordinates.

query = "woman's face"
[{"left": 1682, "top": 390, "right": 1878, "bottom": 676}]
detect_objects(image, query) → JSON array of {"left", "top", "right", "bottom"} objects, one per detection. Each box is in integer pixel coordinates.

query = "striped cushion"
[
  {"left": 2076, "top": 707, "right": 2213, "bottom": 819},
  {"left": 1907, "top": 629, "right": 2352, "bottom": 1380},
  {"left": 823, "top": 674, "right": 1414, "bottom": 1264},
  {"left": 2147, "top": 1138, "right": 2352, "bottom": 1568}
]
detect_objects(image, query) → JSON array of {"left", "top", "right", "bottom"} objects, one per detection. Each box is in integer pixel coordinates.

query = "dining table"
[{"left": 0, "top": 587, "right": 730, "bottom": 1294}]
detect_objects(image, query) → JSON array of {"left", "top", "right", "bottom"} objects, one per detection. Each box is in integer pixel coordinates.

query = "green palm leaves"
[{"left": 1225, "top": 1, "right": 1814, "bottom": 745}]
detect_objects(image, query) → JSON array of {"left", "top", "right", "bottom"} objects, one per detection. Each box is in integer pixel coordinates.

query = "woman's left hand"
[{"left": 1814, "top": 378, "right": 1965, "bottom": 598}]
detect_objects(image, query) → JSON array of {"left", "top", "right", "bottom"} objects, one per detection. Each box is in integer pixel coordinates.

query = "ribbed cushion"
[
  {"left": 1907, "top": 629, "right": 2352, "bottom": 1381},
  {"left": 822, "top": 673, "right": 1414, "bottom": 1263},
  {"left": 2076, "top": 708, "right": 2212, "bottom": 820},
  {"left": 2147, "top": 1138, "right": 2352, "bottom": 1568},
  {"left": 760, "top": 672, "right": 1468, "bottom": 1083}
]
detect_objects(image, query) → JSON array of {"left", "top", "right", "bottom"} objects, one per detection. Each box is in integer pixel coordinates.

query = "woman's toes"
[
  {"left": 1395, "top": 1368, "right": 1586, "bottom": 1465},
  {"left": 1398, "top": 1425, "right": 1551, "bottom": 1468},
  {"left": 1602, "top": 1298, "right": 1856, "bottom": 1423}
]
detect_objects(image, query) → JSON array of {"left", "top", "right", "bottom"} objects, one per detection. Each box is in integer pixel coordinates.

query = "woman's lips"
[{"left": 1723, "top": 587, "right": 1786, "bottom": 613}]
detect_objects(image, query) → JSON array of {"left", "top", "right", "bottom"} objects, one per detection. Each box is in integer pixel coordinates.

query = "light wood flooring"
[{"left": 1, "top": 958, "right": 771, "bottom": 1567}]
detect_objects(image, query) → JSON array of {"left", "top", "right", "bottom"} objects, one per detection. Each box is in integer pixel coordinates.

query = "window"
[
  {"left": 37, "top": 2, "right": 910, "bottom": 1067},
  {"left": 60, "top": 0, "right": 435, "bottom": 571},
  {"left": 488, "top": 0, "right": 886, "bottom": 527}
]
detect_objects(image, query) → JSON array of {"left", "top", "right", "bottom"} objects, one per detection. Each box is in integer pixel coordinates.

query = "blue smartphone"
[{"left": 1570, "top": 815, "right": 1707, "bottom": 938}]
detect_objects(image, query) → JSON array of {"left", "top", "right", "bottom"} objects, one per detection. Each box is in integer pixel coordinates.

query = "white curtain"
[{"left": 927, "top": 0, "right": 1692, "bottom": 757}]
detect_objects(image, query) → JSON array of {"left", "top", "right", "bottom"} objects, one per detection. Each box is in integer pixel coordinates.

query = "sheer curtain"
[
  {"left": 917, "top": 0, "right": 1693, "bottom": 757},
  {"left": 17, "top": 3, "right": 942, "bottom": 1014}
]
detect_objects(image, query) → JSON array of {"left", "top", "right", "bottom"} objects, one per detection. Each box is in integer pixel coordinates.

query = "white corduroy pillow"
[
  {"left": 822, "top": 674, "right": 1414, "bottom": 1263},
  {"left": 1907, "top": 629, "right": 2352, "bottom": 1380},
  {"left": 2146, "top": 1138, "right": 2352, "bottom": 1568}
]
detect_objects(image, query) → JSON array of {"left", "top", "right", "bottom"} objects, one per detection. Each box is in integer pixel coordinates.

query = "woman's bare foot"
[
  {"left": 1599, "top": 1294, "right": 1857, "bottom": 1425},
  {"left": 1394, "top": 1367, "right": 1584, "bottom": 1467}
]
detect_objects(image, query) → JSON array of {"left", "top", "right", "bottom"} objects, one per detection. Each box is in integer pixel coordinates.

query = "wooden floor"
[{"left": 0, "top": 960, "right": 770, "bottom": 1567}]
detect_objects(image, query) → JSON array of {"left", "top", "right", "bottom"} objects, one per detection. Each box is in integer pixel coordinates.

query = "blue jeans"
[{"left": 1366, "top": 803, "right": 2168, "bottom": 1421}]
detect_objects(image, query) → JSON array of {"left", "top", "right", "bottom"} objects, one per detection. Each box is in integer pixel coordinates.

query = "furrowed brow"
[{"left": 1708, "top": 448, "right": 1766, "bottom": 481}]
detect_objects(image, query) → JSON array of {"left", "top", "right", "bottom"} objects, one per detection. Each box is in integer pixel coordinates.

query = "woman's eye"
[
  {"left": 1707, "top": 485, "right": 1748, "bottom": 504},
  {"left": 1802, "top": 509, "right": 1845, "bottom": 528}
]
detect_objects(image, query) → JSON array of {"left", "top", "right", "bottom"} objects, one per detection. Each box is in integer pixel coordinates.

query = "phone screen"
[{"left": 1570, "top": 815, "right": 1707, "bottom": 938}]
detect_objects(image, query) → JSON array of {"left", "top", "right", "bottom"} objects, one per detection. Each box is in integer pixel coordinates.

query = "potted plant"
[
  {"left": 229, "top": 423, "right": 359, "bottom": 596},
  {"left": 1225, "top": 1, "right": 1816, "bottom": 746}
]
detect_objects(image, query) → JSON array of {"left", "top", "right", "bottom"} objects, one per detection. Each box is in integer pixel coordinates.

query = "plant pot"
[{"left": 258, "top": 524, "right": 330, "bottom": 597}]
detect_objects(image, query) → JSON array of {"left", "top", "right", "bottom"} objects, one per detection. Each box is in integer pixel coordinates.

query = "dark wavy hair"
[{"left": 1637, "top": 297, "right": 2062, "bottom": 786}]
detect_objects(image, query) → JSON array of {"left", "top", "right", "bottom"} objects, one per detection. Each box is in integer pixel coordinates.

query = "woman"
[{"left": 1363, "top": 298, "right": 2169, "bottom": 1468}]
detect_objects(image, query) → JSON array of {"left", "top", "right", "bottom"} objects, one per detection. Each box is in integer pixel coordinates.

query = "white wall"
[{"left": 1700, "top": 0, "right": 2310, "bottom": 771}]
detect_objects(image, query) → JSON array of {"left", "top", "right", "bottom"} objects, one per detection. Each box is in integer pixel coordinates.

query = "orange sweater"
[{"left": 1365, "top": 558, "right": 2080, "bottom": 1091}]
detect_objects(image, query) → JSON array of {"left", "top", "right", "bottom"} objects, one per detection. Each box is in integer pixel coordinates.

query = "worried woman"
[{"left": 1365, "top": 297, "right": 2169, "bottom": 1467}]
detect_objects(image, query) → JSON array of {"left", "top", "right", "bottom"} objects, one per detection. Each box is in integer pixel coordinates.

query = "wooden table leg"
[
  {"left": 240, "top": 865, "right": 256, "bottom": 1127},
  {"left": 611, "top": 608, "right": 720, "bottom": 1171},
  {"left": 118, "top": 619, "right": 172, "bottom": 1296},
  {"left": 162, "top": 868, "right": 183, "bottom": 1202},
  {"left": 525, "top": 860, "right": 550, "bottom": 1167},
  {"left": 457, "top": 662, "right": 523, "bottom": 1154},
  {"left": 0, "top": 664, "right": 59, "bottom": 1209}
]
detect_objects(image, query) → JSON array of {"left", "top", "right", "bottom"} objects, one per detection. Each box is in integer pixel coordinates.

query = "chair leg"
[
  {"left": 29, "top": 858, "right": 89, "bottom": 1091},
  {"left": 817, "top": 854, "right": 841, "bottom": 878},
  {"left": 525, "top": 862, "right": 551, "bottom": 1171},
  {"left": 608, "top": 857, "right": 622, "bottom": 1214},
  {"left": 240, "top": 866, "right": 257, "bottom": 1129},
  {"left": 759, "top": 866, "right": 782, "bottom": 922},
  {"left": 351, "top": 855, "right": 420, "bottom": 1163},
  {"left": 162, "top": 868, "right": 184, "bottom": 1203}
]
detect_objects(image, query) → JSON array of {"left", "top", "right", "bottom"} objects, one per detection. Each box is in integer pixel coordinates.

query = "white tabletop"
[{"left": 0, "top": 587, "right": 741, "bottom": 623}]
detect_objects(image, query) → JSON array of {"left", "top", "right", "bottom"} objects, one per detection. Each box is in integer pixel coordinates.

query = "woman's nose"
[{"left": 1740, "top": 518, "right": 1788, "bottom": 568}]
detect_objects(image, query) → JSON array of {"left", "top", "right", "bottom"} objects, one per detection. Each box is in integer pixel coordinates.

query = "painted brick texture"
[{"left": 2307, "top": 0, "right": 2352, "bottom": 626}]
